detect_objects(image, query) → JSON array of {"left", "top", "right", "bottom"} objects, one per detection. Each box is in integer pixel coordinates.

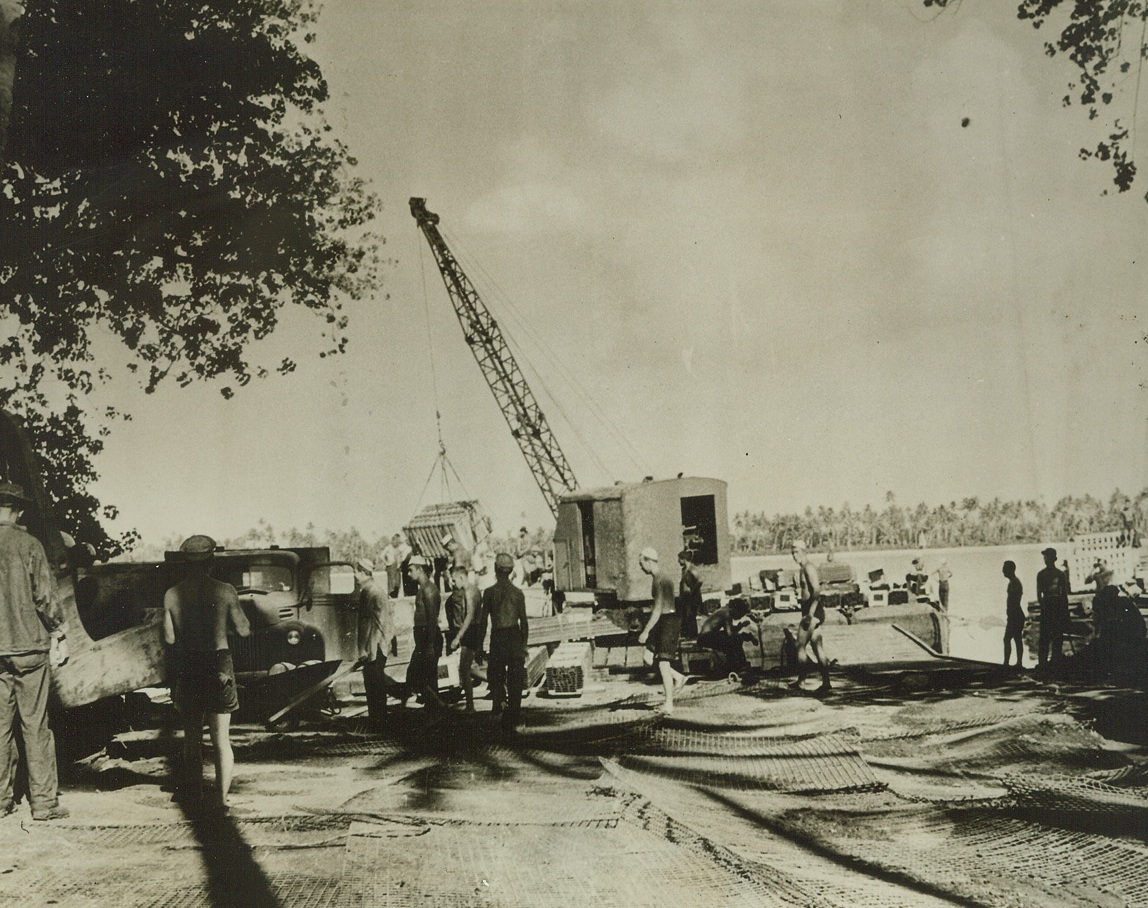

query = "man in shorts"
[
  {"left": 163, "top": 534, "right": 251, "bottom": 811},
  {"left": 1036, "top": 547, "right": 1070, "bottom": 669},
  {"left": 480, "top": 553, "right": 528, "bottom": 734},
  {"left": 446, "top": 563, "right": 484, "bottom": 712},
  {"left": 788, "top": 540, "right": 831, "bottom": 695},
  {"left": 638, "top": 547, "right": 687, "bottom": 713},
  {"left": 1002, "top": 560, "right": 1025, "bottom": 668}
]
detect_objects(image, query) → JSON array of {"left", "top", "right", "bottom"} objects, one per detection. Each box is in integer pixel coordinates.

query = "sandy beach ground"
[{"left": 1, "top": 630, "right": 1146, "bottom": 908}]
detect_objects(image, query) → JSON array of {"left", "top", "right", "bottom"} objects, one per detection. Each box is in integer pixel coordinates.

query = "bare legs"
[
  {"left": 656, "top": 660, "right": 687, "bottom": 713},
  {"left": 791, "top": 619, "right": 831, "bottom": 693},
  {"left": 459, "top": 646, "right": 475, "bottom": 711},
  {"left": 182, "top": 713, "right": 234, "bottom": 809},
  {"left": 207, "top": 713, "right": 234, "bottom": 808},
  {"left": 1004, "top": 629, "right": 1024, "bottom": 668}
]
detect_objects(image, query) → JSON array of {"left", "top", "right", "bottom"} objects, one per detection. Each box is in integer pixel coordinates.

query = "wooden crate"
[{"left": 545, "top": 641, "right": 594, "bottom": 696}]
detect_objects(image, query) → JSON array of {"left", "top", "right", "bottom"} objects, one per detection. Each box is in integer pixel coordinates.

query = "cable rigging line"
[
  {"left": 442, "top": 227, "right": 651, "bottom": 479},
  {"left": 414, "top": 226, "right": 476, "bottom": 511}
]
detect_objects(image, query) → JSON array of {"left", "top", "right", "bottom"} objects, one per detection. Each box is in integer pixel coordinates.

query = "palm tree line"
[{"left": 731, "top": 489, "right": 1148, "bottom": 555}]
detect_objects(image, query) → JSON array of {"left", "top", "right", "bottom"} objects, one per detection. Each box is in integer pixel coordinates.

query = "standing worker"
[
  {"left": 481, "top": 553, "right": 528, "bottom": 734},
  {"left": 447, "top": 563, "right": 484, "bottom": 712},
  {"left": 354, "top": 558, "right": 397, "bottom": 729},
  {"left": 678, "top": 549, "right": 703, "bottom": 639},
  {"left": 788, "top": 540, "right": 832, "bottom": 695},
  {"left": 932, "top": 559, "right": 952, "bottom": 611},
  {"left": 0, "top": 481, "right": 69, "bottom": 821},
  {"left": 406, "top": 555, "right": 443, "bottom": 710},
  {"left": 1002, "top": 560, "right": 1025, "bottom": 668},
  {"left": 381, "top": 534, "right": 402, "bottom": 599},
  {"left": 637, "top": 547, "right": 688, "bottom": 714},
  {"left": 1036, "top": 547, "right": 1071, "bottom": 669},
  {"left": 163, "top": 534, "right": 251, "bottom": 812}
]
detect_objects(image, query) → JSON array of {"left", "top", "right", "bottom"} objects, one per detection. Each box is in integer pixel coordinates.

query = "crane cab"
[{"left": 552, "top": 476, "right": 730, "bottom": 605}]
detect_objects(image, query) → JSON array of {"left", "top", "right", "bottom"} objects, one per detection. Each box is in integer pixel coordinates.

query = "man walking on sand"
[
  {"left": 481, "top": 553, "right": 528, "bottom": 734},
  {"left": 0, "top": 480, "right": 70, "bottom": 821},
  {"left": 164, "top": 534, "right": 251, "bottom": 812},
  {"left": 638, "top": 547, "right": 688, "bottom": 714},
  {"left": 788, "top": 540, "right": 831, "bottom": 695}
]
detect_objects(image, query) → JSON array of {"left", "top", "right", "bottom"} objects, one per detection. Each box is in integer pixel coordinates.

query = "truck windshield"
[{"left": 217, "top": 562, "right": 294, "bottom": 593}]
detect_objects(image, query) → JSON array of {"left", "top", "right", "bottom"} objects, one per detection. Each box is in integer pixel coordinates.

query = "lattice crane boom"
[{"left": 410, "top": 197, "right": 579, "bottom": 518}]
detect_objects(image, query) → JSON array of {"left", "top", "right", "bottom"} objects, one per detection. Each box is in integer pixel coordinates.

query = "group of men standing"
[
  {"left": 352, "top": 546, "right": 529, "bottom": 736},
  {"left": 1001, "top": 546, "right": 1073, "bottom": 669}
]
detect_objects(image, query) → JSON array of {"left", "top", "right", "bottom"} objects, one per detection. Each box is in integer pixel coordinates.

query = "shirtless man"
[
  {"left": 1036, "top": 547, "right": 1070, "bottom": 669},
  {"left": 1002, "top": 560, "right": 1025, "bottom": 668},
  {"left": 446, "top": 563, "right": 483, "bottom": 712},
  {"left": 407, "top": 555, "right": 444, "bottom": 709},
  {"left": 638, "top": 547, "right": 688, "bottom": 713},
  {"left": 163, "top": 534, "right": 250, "bottom": 811},
  {"left": 480, "top": 553, "right": 528, "bottom": 734},
  {"left": 788, "top": 540, "right": 831, "bottom": 695}
]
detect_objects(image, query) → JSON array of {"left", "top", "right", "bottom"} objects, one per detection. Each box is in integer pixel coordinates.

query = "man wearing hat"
[
  {"left": 163, "top": 534, "right": 251, "bottom": 811},
  {"left": 406, "top": 555, "right": 444, "bottom": 709},
  {"left": 0, "top": 480, "right": 69, "bottom": 820},
  {"left": 1036, "top": 547, "right": 1070, "bottom": 669},
  {"left": 638, "top": 547, "right": 688, "bottom": 714},
  {"left": 480, "top": 552, "right": 528, "bottom": 733},
  {"left": 354, "top": 558, "right": 397, "bottom": 729}
]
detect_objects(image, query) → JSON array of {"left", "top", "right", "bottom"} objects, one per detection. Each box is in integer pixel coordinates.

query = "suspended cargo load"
[
  {"left": 1063, "top": 532, "right": 1145, "bottom": 593},
  {"left": 552, "top": 476, "right": 730, "bottom": 605},
  {"left": 404, "top": 500, "right": 492, "bottom": 560}
]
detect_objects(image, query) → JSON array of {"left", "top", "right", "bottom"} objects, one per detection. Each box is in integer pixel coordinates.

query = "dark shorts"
[
  {"left": 173, "top": 650, "right": 238, "bottom": 716},
  {"left": 650, "top": 615, "right": 681, "bottom": 662},
  {"left": 1006, "top": 606, "right": 1025, "bottom": 635},
  {"left": 460, "top": 618, "right": 486, "bottom": 652},
  {"left": 800, "top": 603, "right": 825, "bottom": 631}
]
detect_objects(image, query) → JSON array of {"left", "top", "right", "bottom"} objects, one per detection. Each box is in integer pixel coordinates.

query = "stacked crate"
[{"left": 545, "top": 641, "right": 594, "bottom": 697}]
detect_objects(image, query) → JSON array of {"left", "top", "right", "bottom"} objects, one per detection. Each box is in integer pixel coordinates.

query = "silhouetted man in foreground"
[{"left": 164, "top": 534, "right": 250, "bottom": 812}]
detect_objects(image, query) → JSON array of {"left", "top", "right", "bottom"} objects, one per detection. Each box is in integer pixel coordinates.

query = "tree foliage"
[
  {"left": 0, "top": 1, "right": 382, "bottom": 555},
  {"left": 926, "top": 0, "right": 1148, "bottom": 197},
  {"left": 732, "top": 488, "right": 1148, "bottom": 554}
]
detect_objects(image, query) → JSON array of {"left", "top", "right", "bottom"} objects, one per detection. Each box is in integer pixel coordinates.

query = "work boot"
[
  {"left": 814, "top": 679, "right": 833, "bottom": 697},
  {"left": 33, "top": 806, "right": 69, "bottom": 821},
  {"left": 0, "top": 801, "right": 13, "bottom": 818}
]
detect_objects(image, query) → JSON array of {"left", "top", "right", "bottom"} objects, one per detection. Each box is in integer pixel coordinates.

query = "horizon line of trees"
[
  {"left": 119, "top": 520, "right": 553, "bottom": 565},
  {"left": 732, "top": 489, "right": 1148, "bottom": 555}
]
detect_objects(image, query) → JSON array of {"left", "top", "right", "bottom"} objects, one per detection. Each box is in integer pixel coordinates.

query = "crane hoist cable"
[
  {"left": 411, "top": 229, "right": 474, "bottom": 514},
  {"left": 444, "top": 226, "right": 650, "bottom": 478},
  {"left": 410, "top": 196, "right": 578, "bottom": 519}
]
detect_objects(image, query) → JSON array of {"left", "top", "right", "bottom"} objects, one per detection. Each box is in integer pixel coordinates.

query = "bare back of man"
[
  {"left": 165, "top": 577, "right": 242, "bottom": 653},
  {"left": 163, "top": 555, "right": 250, "bottom": 811}
]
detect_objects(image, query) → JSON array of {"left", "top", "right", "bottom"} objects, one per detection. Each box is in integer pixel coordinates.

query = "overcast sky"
[{"left": 89, "top": 0, "right": 1148, "bottom": 546}]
